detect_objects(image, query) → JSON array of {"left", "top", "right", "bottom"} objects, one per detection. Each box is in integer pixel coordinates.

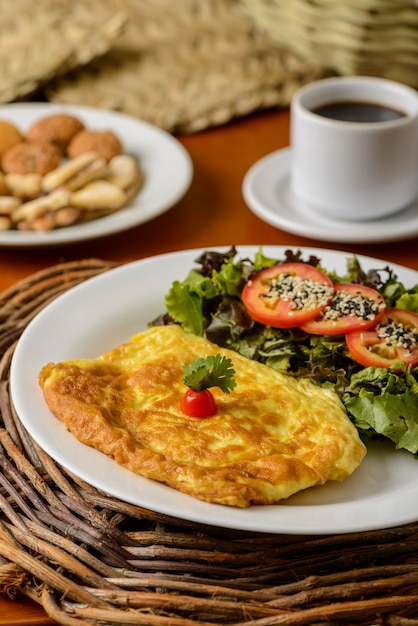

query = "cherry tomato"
[
  {"left": 180, "top": 389, "right": 217, "bottom": 418},
  {"left": 241, "top": 262, "right": 334, "bottom": 328},
  {"left": 300, "top": 283, "right": 386, "bottom": 335},
  {"left": 346, "top": 307, "right": 418, "bottom": 369}
]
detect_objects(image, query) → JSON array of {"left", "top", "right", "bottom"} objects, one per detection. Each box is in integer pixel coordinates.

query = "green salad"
[{"left": 151, "top": 246, "right": 418, "bottom": 455}]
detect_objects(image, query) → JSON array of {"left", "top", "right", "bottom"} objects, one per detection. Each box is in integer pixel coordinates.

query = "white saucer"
[{"left": 242, "top": 147, "right": 418, "bottom": 244}]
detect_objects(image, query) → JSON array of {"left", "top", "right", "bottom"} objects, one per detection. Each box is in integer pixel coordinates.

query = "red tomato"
[
  {"left": 241, "top": 262, "right": 334, "bottom": 328},
  {"left": 346, "top": 307, "right": 418, "bottom": 369},
  {"left": 300, "top": 283, "right": 386, "bottom": 335},
  {"left": 180, "top": 389, "right": 217, "bottom": 418}
]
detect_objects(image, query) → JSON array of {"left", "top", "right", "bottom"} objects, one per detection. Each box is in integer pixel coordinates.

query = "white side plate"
[{"left": 0, "top": 103, "right": 192, "bottom": 247}]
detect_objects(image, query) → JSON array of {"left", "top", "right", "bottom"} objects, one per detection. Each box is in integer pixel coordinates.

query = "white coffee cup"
[{"left": 290, "top": 76, "right": 418, "bottom": 221}]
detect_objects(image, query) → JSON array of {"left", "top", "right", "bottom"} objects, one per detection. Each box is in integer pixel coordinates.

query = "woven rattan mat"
[
  {"left": 43, "top": 0, "right": 328, "bottom": 133},
  {"left": 1, "top": 259, "right": 418, "bottom": 625}
]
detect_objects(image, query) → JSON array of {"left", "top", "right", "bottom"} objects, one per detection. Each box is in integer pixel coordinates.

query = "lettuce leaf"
[
  {"left": 164, "top": 257, "right": 250, "bottom": 336},
  {"left": 345, "top": 390, "right": 418, "bottom": 453},
  {"left": 344, "top": 366, "right": 418, "bottom": 453},
  {"left": 164, "top": 280, "right": 206, "bottom": 335},
  {"left": 395, "top": 291, "right": 418, "bottom": 313}
]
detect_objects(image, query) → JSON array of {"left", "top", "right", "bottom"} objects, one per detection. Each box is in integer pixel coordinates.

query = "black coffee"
[{"left": 312, "top": 101, "right": 406, "bottom": 123}]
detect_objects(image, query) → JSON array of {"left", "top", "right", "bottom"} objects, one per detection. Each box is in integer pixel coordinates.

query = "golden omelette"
[{"left": 39, "top": 324, "right": 366, "bottom": 507}]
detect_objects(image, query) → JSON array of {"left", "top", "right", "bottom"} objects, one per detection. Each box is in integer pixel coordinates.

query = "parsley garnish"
[{"left": 182, "top": 355, "right": 237, "bottom": 394}]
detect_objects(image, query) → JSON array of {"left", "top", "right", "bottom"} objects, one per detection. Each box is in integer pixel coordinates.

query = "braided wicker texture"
[
  {"left": 44, "top": 0, "right": 327, "bottom": 133},
  {"left": 240, "top": 0, "right": 418, "bottom": 88},
  {"left": 1, "top": 259, "right": 418, "bottom": 625},
  {"left": 0, "top": 0, "right": 125, "bottom": 103}
]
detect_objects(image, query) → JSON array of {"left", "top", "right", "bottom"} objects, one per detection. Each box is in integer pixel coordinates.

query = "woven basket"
[
  {"left": 45, "top": 0, "right": 328, "bottom": 133},
  {"left": 1, "top": 260, "right": 418, "bottom": 625},
  {"left": 240, "top": 0, "right": 418, "bottom": 87},
  {"left": 0, "top": 0, "right": 126, "bottom": 103}
]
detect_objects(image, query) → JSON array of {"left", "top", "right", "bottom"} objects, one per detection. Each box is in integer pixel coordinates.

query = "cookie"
[
  {"left": 70, "top": 180, "right": 127, "bottom": 210},
  {"left": 1, "top": 142, "right": 62, "bottom": 175},
  {"left": 106, "top": 154, "right": 143, "bottom": 200},
  {"left": 27, "top": 113, "right": 85, "bottom": 153},
  {"left": 0, "top": 119, "right": 24, "bottom": 159},
  {"left": 0, "top": 172, "right": 10, "bottom": 195},
  {"left": 4, "top": 173, "right": 42, "bottom": 199},
  {"left": 41, "top": 152, "right": 107, "bottom": 193},
  {"left": 68, "top": 129, "right": 123, "bottom": 162}
]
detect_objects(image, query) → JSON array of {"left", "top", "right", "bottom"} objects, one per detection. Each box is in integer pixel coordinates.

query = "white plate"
[
  {"left": 10, "top": 245, "right": 418, "bottom": 535},
  {"left": 243, "top": 148, "right": 418, "bottom": 244},
  {"left": 0, "top": 103, "right": 192, "bottom": 247}
]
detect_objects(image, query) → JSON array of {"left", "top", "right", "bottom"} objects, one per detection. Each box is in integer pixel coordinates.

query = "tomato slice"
[
  {"left": 241, "top": 262, "right": 334, "bottom": 328},
  {"left": 346, "top": 307, "right": 418, "bottom": 369},
  {"left": 180, "top": 389, "right": 217, "bottom": 417},
  {"left": 300, "top": 283, "right": 386, "bottom": 335}
]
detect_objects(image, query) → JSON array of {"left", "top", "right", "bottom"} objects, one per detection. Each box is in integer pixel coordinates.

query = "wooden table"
[{"left": 0, "top": 106, "right": 417, "bottom": 625}]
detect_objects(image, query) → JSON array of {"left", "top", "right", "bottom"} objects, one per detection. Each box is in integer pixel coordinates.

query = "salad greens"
[{"left": 151, "top": 246, "right": 418, "bottom": 455}]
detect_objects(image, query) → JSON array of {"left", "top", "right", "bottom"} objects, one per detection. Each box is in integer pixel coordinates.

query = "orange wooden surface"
[{"left": 0, "top": 106, "right": 417, "bottom": 624}]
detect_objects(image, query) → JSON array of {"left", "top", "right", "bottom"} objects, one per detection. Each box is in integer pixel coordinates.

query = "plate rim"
[
  {"left": 10, "top": 244, "right": 418, "bottom": 534},
  {"left": 0, "top": 102, "right": 193, "bottom": 247},
  {"left": 242, "top": 147, "right": 418, "bottom": 244}
]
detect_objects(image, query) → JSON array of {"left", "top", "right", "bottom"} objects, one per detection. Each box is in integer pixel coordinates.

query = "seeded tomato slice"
[
  {"left": 242, "top": 262, "right": 334, "bottom": 328},
  {"left": 300, "top": 283, "right": 386, "bottom": 336},
  {"left": 346, "top": 307, "right": 418, "bottom": 369}
]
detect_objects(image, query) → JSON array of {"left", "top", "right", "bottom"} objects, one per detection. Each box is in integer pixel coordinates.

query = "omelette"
[{"left": 39, "top": 324, "right": 366, "bottom": 507}]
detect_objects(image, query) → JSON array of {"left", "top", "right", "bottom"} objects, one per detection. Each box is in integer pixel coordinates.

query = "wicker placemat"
[
  {"left": 0, "top": 0, "right": 126, "bottom": 103},
  {"left": 1, "top": 259, "right": 418, "bottom": 625},
  {"left": 44, "top": 0, "right": 328, "bottom": 133}
]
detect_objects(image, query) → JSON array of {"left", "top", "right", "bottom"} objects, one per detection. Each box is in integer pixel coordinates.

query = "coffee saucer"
[{"left": 242, "top": 147, "right": 418, "bottom": 243}]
